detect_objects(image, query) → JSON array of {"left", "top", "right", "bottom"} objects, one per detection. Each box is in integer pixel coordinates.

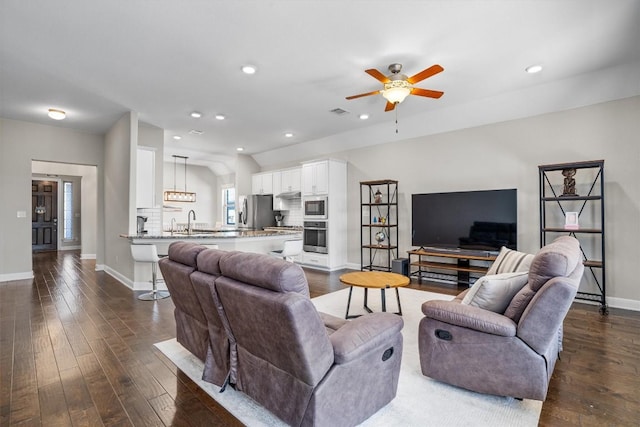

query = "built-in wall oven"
[
  {"left": 303, "top": 221, "right": 328, "bottom": 253},
  {"left": 303, "top": 196, "right": 328, "bottom": 220}
]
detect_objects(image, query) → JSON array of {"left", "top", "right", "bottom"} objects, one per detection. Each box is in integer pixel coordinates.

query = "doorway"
[{"left": 32, "top": 180, "right": 58, "bottom": 252}]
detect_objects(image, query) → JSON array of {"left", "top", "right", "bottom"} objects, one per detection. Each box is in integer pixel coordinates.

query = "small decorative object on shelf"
[
  {"left": 564, "top": 212, "right": 579, "bottom": 230},
  {"left": 375, "top": 231, "right": 386, "bottom": 246},
  {"left": 374, "top": 189, "right": 383, "bottom": 203},
  {"left": 561, "top": 168, "right": 578, "bottom": 197}
]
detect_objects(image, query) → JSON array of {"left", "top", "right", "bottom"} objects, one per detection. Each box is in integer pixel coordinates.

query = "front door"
[{"left": 32, "top": 180, "right": 58, "bottom": 252}]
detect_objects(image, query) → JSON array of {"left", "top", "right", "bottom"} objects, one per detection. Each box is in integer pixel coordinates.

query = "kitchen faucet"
[
  {"left": 187, "top": 210, "right": 196, "bottom": 235},
  {"left": 170, "top": 217, "right": 177, "bottom": 235}
]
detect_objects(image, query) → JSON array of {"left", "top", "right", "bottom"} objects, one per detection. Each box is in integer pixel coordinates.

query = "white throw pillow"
[
  {"left": 487, "top": 247, "right": 535, "bottom": 275},
  {"left": 461, "top": 272, "right": 529, "bottom": 313}
]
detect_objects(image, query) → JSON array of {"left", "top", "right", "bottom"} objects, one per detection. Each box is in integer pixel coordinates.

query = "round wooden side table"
[{"left": 339, "top": 271, "right": 410, "bottom": 319}]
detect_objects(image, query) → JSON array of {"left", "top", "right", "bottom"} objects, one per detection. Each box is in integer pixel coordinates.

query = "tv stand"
[{"left": 408, "top": 247, "right": 497, "bottom": 286}]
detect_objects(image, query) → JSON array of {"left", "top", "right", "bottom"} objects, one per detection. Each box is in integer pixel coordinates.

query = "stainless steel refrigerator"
[{"left": 238, "top": 194, "right": 276, "bottom": 230}]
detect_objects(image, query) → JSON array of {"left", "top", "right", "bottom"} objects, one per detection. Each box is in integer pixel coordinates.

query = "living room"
[{"left": 1, "top": 1, "right": 639, "bottom": 426}]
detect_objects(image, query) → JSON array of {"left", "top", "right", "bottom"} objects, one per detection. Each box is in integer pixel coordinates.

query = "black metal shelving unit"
[
  {"left": 360, "top": 180, "right": 399, "bottom": 271},
  {"left": 539, "top": 160, "right": 607, "bottom": 314}
]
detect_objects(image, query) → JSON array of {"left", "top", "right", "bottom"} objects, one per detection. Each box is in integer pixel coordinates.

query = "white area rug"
[{"left": 155, "top": 287, "right": 542, "bottom": 426}]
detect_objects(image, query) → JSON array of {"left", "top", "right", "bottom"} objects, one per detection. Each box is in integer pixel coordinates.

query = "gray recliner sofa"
[
  {"left": 418, "top": 236, "right": 584, "bottom": 400},
  {"left": 161, "top": 243, "right": 404, "bottom": 426},
  {"left": 158, "top": 242, "right": 210, "bottom": 361}
]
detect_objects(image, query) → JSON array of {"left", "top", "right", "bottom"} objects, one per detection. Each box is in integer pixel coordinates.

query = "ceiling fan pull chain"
[{"left": 395, "top": 105, "right": 399, "bottom": 134}]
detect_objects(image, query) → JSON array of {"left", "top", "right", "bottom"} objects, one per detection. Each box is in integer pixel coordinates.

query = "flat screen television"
[{"left": 411, "top": 189, "right": 517, "bottom": 251}]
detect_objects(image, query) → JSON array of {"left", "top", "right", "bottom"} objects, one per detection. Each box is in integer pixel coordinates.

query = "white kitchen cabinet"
[
  {"left": 302, "top": 161, "right": 328, "bottom": 195},
  {"left": 136, "top": 148, "right": 155, "bottom": 208},
  {"left": 281, "top": 167, "right": 301, "bottom": 193},
  {"left": 252, "top": 172, "right": 273, "bottom": 195},
  {"left": 272, "top": 167, "right": 302, "bottom": 210},
  {"left": 302, "top": 251, "right": 329, "bottom": 268},
  {"left": 272, "top": 170, "right": 282, "bottom": 209}
]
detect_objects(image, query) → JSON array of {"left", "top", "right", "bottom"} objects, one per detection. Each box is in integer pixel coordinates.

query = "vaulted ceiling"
[{"left": 2, "top": 1, "right": 639, "bottom": 174}]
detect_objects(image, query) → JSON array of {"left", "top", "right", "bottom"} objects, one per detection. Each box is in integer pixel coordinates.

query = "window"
[
  {"left": 222, "top": 187, "right": 236, "bottom": 226},
  {"left": 63, "top": 181, "right": 74, "bottom": 240}
]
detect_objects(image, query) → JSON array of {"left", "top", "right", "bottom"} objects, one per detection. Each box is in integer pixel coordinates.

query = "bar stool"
[
  {"left": 270, "top": 239, "right": 303, "bottom": 262},
  {"left": 130, "top": 244, "right": 170, "bottom": 301}
]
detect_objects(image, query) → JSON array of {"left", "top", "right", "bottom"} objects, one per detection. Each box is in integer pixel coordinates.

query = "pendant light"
[{"left": 164, "top": 155, "right": 196, "bottom": 202}]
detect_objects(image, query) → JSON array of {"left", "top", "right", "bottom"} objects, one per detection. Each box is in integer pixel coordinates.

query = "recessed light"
[
  {"left": 190, "top": 111, "right": 202, "bottom": 118},
  {"left": 284, "top": 132, "right": 293, "bottom": 138},
  {"left": 215, "top": 114, "right": 225, "bottom": 120},
  {"left": 48, "top": 108, "right": 66, "bottom": 120},
  {"left": 189, "top": 129, "right": 203, "bottom": 135},
  {"left": 525, "top": 64, "right": 543, "bottom": 74},
  {"left": 236, "top": 147, "right": 244, "bottom": 152},
  {"left": 242, "top": 65, "right": 257, "bottom": 75},
  {"left": 173, "top": 135, "right": 182, "bottom": 140},
  {"left": 359, "top": 114, "right": 369, "bottom": 120}
]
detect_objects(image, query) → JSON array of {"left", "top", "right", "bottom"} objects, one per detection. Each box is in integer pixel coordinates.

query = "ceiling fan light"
[{"left": 382, "top": 86, "right": 411, "bottom": 104}]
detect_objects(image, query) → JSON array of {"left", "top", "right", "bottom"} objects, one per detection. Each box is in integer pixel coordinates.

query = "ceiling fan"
[{"left": 346, "top": 63, "right": 444, "bottom": 111}]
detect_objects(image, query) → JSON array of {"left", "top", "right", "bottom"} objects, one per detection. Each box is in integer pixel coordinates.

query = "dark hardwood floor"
[{"left": 1, "top": 251, "right": 638, "bottom": 426}]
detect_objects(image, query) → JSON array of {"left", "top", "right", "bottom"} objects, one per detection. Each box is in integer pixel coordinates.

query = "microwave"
[{"left": 303, "top": 196, "right": 328, "bottom": 219}]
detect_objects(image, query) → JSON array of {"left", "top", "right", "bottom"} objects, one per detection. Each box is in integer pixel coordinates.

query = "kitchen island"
[{"left": 121, "top": 228, "right": 302, "bottom": 255}]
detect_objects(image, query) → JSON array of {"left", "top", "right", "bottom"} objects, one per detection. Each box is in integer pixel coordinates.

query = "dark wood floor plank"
[
  {"left": 147, "top": 393, "right": 198, "bottom": 427},
  {"left": 75, "top": 352, "right": 132, "bottom": 427},
  {"left": 0, "top": 281, "right": 17, "bottom": 425},
  {"left": 59, "top": 366, "right": 99, "bottom": 418},
  {"left": 38, "top": 380, "right": 73, "bottom": 427},
  {"left": 87, "top": 338, "right": 163, "bottom": 427}
]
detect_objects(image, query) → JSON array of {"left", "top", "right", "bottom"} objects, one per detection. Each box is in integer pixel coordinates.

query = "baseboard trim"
[
  {"left": 606, "top": 296, "right": 640, "bottom": 312},
  {"left": 0, "top": 271, "right": 34, "bottom": 282},
  {"left": 104, "top": 266, "right": 133, "bottom": 290},
  {"left": 80, "top": 253, "right": 96, "bottom": 260},
  {"left": 95, "top": 264, "right": 105, "bottom": 271},
  {"left": 59, "top": 245, "right": 82, "bottom": 251}
]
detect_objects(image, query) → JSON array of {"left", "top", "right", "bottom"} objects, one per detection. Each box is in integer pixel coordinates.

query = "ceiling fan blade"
[
  {"left": 411, "top": 87, "right": 444, "bottom": 99},
  {"left": 365, "top": 69, "right": 390, "bottom": 83},
  {"left": 384, "top": 101, "right": 396, "bottom": 112},
  {"left": 407, "top": 64, "right": 444, "bottom": 84},
  {"left": 345, "top": 90, "right": 381, "bottom": 100}
]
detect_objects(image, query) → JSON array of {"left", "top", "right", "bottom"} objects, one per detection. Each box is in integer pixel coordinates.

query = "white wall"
[
  {"left": 31, "top": 161, "right": 98, "bottom": 258},
  {"left": 320, "top": 96, "right": 638, "bottom": 306},
  {"left": 103, "top": 112, "right": 137, "bottom": 281},
  {"left": 0, "top": 118, "right": 105, "bottom": 281}
]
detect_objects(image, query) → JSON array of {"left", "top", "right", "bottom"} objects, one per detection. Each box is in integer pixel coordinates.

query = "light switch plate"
[{"left": 17, "top": 210, "right": 26, "bottom": 218}]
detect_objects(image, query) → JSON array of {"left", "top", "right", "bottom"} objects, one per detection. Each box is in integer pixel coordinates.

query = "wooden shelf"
[
  {"left": 362, "top": 202, "right": 398, "bottom": 206},
  {"left": 538, "top": 159, "right": 604, "bottom": 172},
  {"left": 363, "top": 224, "right": 398, "bottom": 228},
  {"left": 362, "top": 244, "right": 398, "bottom": 250},
  {"left": 541, "top": 196, "right": 602, "bottom": 202},
  {"left": 542, "top": 227, "right": 602, "bottom": 234},
  {"left": 583, "top": 260, "right": 603, "bottom": 268},
  {"left": 408, "top": 249, "right": 497, "bottom": 262},
  {"left": 411, "top": 260, "right": 489, "bottom": 274},
  {"left": 407, "top": 248, "right": 495, "bottom": 285},
  {"left": 360, "top": 179, "right": 399, "bottom": 186}
]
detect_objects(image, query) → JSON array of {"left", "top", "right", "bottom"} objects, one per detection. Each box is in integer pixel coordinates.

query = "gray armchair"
[{"left": 418, "top": 236, "right": 584, "bottom": 400}]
